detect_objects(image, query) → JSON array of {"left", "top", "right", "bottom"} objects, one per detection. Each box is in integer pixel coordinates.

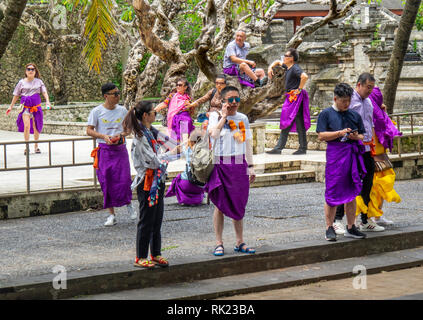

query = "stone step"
[
  {"left": 75, "top": 246, "right": 423, "bottom": 300},
  {"left": 165, "top": 170, "right": 315, "bottom": 190},
  {"left": 3, "top": 225, "right": 423, "bottom": 300},
  {"left": 166, "top": 160, "right": 303, "bottom": 180}
]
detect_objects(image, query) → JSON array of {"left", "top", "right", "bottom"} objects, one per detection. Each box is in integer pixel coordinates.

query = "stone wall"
[{"left": 0, "top": 23, "right": 125, "bottom": 104}]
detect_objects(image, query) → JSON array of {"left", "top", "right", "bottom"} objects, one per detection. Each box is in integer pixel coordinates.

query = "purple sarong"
[
  {"left": 280, "top": 90, "right": 310, "bottom": 132},
  {"left": 171, "top": 111, "right": 195, "bottom": 142},
  {"left": 223, "top": 65, "right": 255, "bottom": 88},
  {"left": 96, "top": 143, "right": 132, "bottom": 208},
  {"left": 205, "top": 156, "right": 249, "bottom": 220},
  {"left": 165, "top": 173, "right": 205, "bottom": 205},
  {"left": 325, "top": 141, "right": 367, "bottom": 207},
  {"left": 369, "top": 87, "right": 402, "bottom": 152},
  {"left": 16, "top": 94, "right": 43, "bottom": 134}
]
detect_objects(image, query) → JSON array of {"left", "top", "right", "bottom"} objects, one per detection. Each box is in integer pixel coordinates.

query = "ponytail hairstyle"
[{"left": 122, "top": 101, "right": 154, "bottom": 138}]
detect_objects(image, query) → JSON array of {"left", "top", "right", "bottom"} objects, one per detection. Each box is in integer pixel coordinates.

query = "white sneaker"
[
  {"left": 373, "top": 216, "right": 394, "bottom": 226},
  {"left": 104, "top": 215, "right": 117, "bottom": 226},
  {"left": 359, "top": 220, "right": 385, "bottom": 232},
  {"left": 127, "top": 203, "right": 137, "bottom": 220},
  {"left": 333, "top": 220, "right": 345, "bottom": 235}
]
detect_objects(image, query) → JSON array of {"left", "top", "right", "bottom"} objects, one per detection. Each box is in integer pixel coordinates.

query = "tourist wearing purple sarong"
[
  {"left": 207, "top": 86, "right": 256, "bottom": 256},
  {"left": 222, "top": 30, "right": 266, "bottom": 88},
  {"left": 7, "top": 63, "right": 51, "bottom": 154},
  {"left": 369, "top": 87, "right": 402, "bottom": 152},
  {"left": 267, "top": 48, "right": 309, "bottom": 155},
  {"left": 87, "top": 83, "right": 135, "bottom": 227},
  {"left": 316, "top": 83, "right": 367, "bottom": 241},
  {"left": 155, "top": 78, "right": 197, "bottom": 143}
]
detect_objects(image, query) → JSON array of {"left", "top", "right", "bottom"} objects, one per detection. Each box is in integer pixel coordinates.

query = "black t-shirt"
[
  {"left": 285, "top": 63, "right": 303, "bottom": 92},
  {"left": 316, "top": 107, "right": 366, "bottom": 142}
]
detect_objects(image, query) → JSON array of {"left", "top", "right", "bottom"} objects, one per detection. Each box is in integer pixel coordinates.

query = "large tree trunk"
[
  {"left": 383, "top": 0, "right": 422, "bottom": 115},
  {"left": 0, "top": 0, "right": 28, "bottom": 61},
  {"left": 45, "top": 42, "right": 67, "bottom": 105}
]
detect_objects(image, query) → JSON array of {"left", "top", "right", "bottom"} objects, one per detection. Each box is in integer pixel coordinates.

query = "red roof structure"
[{"left": 275, "top": 0, "right": 404, "bottom": 32}]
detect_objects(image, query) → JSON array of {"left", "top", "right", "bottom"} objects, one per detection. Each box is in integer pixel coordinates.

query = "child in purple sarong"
[
  {"left": 6, "top": 63, "right": 51, "bottom": 154},
  {"left": 206, "top": 86, "right": 256, "bottom": 257},
  {"left": 316, "top": 83, "right": 367, "bottom": 242},
  {"left": 123, "top": 101, "right": 179, "bottom": 269},
  {"left": 165, "top": 129, "right": 206, "bottom": 206},
  {"left": 87, "top": 83, "right": 135, "bottom": 227}
]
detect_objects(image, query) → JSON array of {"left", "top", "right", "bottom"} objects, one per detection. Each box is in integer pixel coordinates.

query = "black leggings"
[
  {"left": 335, "top": 151, "right": 375, "bottom": 223},
  {"left": 136, "top": 180, "right": 165, "bottom": 259}
]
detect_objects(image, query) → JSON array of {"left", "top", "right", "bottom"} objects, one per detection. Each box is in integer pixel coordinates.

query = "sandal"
[
  {"left": 151, "top": 255, "right": 169, "bottom": 267},
  {"left": 234, "top": 243, "right": 256, "bottom": 254},
  {"left": 213, "top": 244, "right": 224, "bottom": 256},
  {"left": 35, "top": 148, "right": 41, "bottom": 154},
  {"left": 133, "top": 258, "right": 155, "bottom": 269}
]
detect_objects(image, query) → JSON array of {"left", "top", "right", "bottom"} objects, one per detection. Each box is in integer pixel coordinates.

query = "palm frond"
[{"left": 82, "top": 0, "right": 116, "bottom": 73}]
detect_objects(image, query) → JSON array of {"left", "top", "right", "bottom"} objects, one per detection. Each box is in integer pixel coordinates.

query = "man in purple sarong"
[
  {"left": 316, "top": 83, "right": 367, "bottom": 241},
  {"left": 223, "top": 30, "right": 267, "bottom": 88},
  {"left": 333, "top": 73, "right": 386, "bottom": 234},
  {"left": 207, "top": 86, "right": 256, "bottom": 256},
  {"left": 87, "top": 83, "right": 135, "bottom": 226},
  {"left": 267, "top": 48, "right": 310, "bottom": 155}
]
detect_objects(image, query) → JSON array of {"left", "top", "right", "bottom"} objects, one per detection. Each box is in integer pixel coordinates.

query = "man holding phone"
[
  {"left": 316, "top": 83, "right": 367, "bottom": 241},
  {"left": 332, "top": 73, "right": 385, "bottom": 234}
]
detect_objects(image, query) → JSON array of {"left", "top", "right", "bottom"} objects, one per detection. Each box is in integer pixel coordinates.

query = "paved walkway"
[
  {"left": 221, "top": 266, "right": 423, "bottom": 300},
  {"left": 0, "top": 175, "right": 421, "bottom": 283}
]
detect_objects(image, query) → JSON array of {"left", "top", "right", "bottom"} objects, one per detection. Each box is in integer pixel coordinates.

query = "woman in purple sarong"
[
  {"left": 6, "top": 63, "right": 51, "bottom": 154},
  {"left": 206, "top": 86, "right": 256, "bottom": 257},
  {"left": 155, "top": 78, "right": 196, "bottom": 144},
  {"left": 165, "top": 130, "right": 206, "bottom": 206},
  {"left": 316, "top": 83, "right": 368, "bottom": 242}
]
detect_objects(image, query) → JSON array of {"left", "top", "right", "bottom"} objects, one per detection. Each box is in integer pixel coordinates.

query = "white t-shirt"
[
  {"left": 87, "top": 104, "right": 128, "bottom": 144},
  {"left": 208, "top": 111, "right": 253, "bottom": 156}
]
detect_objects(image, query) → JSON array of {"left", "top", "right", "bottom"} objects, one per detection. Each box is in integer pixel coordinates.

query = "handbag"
[
  {"left": 373, "top": 153, "right": 393, "bottom": 172},
  {"left": 190, "top": 129, "right": 215, "bottom": 184}
]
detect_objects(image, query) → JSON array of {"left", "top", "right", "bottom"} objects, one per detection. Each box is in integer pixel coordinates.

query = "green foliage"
[
  {"left": 111, "top": 61, "right": 123, "bottom": 90},
  {"left": 139, "top": 52, "right": 152, "bottom": 73}
]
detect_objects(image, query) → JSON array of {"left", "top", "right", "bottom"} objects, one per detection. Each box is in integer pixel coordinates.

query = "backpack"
[{"left": 190, "top": 129, "right": 215, "bottom": 184}]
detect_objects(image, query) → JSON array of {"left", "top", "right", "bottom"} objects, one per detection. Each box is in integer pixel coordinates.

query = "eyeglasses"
[
  {"left": 177, "top": 83, "right": 185, "bottom": 87},
  {"left": 284, "top": 54, "right": 292, "bottom": 58},
  {"left": 225, "top": 97, "right": 241, "bottom": 103},
  {"left": 26, "top": 68, "right": 35, "bottom": 71},
  {"left": 215, "top": 81, "right": 226, "bottom": 85},
  {"left": 150, "top": 111, "right": 157, "bottom": 116},
  {"left": 106, "top": 91, "right": 120, "bottom": 97}
]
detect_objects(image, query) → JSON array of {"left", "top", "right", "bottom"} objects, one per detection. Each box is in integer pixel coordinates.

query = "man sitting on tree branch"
[{"left": 223, "top": 29, "right": 267, "bottom": 88}]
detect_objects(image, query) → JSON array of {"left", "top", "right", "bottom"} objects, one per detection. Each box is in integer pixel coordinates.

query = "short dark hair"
[
  {"left": 286, "top": 48, "right": 299, "bottom": 62},
  {"left": 220, "top": 86, "right": 239, "bottom": 99},
  {"left": 101, "top": 82, "right": 117, "bottom": 96},
  {"left": 216, "top": 74, "right": 227, "bottom": 83},
  {"left": 357, "top": 73, "right": 375, "bottom": 85},
  {"left": 334, "top": 83, "right": 354, "bottom": 98}
]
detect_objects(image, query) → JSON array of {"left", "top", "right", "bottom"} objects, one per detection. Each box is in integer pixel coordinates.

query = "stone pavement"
[{"left": 221, "top": 265, "right": 423, "bottom": 300}]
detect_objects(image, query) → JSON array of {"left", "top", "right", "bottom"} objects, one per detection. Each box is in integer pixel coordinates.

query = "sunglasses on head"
[
  {"left": 26, "top": 68, "right": 35, "bottom": 71},
  {"left": 225, "top": 97, "right": 241, "bottom": 103},
  {"left": 106, "top": 91, "right": 120, "bottom": 97}
]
